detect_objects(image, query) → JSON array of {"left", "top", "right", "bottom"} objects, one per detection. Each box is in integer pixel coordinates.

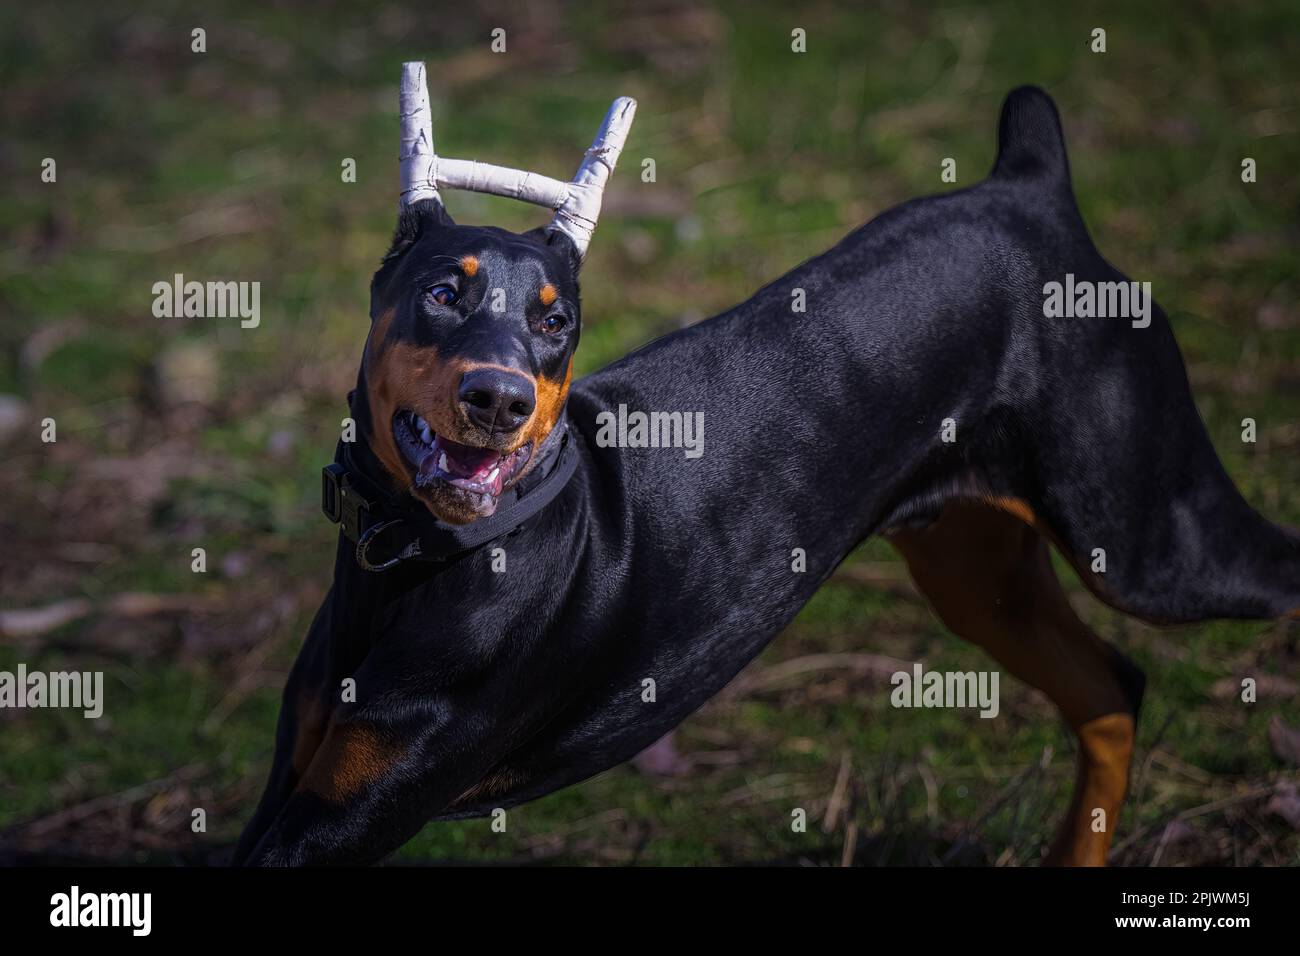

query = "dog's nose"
[{"left": 459, "top": 368, "right": 536, "bottom": 434}]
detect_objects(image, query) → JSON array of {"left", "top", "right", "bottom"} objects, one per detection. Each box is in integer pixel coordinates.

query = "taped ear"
[
  {"left": 397, "top": 63, "right": 443, "bottom": 211},
  {"left": 543, "top": 228, "right": 582, "bottom": 275},
  {"left": 397, "top": 61, "right": 635, "bottom": 261}
]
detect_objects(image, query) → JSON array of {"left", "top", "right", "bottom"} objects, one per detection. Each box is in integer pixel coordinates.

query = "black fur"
[{"left": 233, "top": 87, "right": 1300, "bottom": 865}]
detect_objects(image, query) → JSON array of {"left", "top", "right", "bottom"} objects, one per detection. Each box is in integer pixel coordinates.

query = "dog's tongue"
[{"left": 427, "top": 435, "right": 501, "bottom": 480}]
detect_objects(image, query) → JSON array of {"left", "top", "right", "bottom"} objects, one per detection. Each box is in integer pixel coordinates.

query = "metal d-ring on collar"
[
  {"left": 354, "top": 519, "right": 425, "bottom": 572},
  {"left": 321, "top": 424, "right": 578, "bottom": 572}
]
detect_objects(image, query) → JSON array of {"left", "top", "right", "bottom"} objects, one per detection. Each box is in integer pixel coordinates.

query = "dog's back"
[
  {"left": 577, "top": 86, "right": 1300, "bottom": 625},
  {"left": 236, "top": 86, "right": 1298, "bottom": 866}
]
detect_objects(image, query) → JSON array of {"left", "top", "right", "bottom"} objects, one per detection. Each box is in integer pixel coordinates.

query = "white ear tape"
[
  {"left": 398, "top": 62, "right": 440, "bottom": 207},
  {"left": 545, "top": 96, "right": 637, "bottom": 260},
  {"left": 397, "top": 61, "right": 636, "bottom": 260}
]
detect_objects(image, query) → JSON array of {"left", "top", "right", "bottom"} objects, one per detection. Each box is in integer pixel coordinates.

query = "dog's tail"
[
  {"left": 980, "top": 89, "right": 1300, "bottom": 626},
  {"left": 991, "top": 86, "right": 1072, "bottom": 187}
]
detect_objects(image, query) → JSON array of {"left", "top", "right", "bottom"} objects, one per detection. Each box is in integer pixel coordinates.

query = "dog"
[{"left": 232, "top": 64, "right": 1300, "bottom": 866}]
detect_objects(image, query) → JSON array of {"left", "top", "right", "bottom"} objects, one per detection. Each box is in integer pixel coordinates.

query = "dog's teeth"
[
  {"left": 488, "top": 467, "right": 500, "bottom": 482},
  {"left": 413, "top": 414, "right": 433, "bottom": 444},
  {"left": 438, "top": 452, "right": 448, "bottom": 472}
]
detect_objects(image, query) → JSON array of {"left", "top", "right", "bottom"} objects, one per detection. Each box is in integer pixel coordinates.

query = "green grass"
[{"left": 1, "top": 0, "right": 1297, "bottom": 866}]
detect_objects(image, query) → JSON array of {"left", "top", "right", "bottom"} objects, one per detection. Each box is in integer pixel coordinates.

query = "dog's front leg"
[
  {"left": 239, "top": 621, "right": 576, "bottom": 869},
  {"left": 242, "top": 698, "right": 520, "bottom": 866},
  {"left": 231, "top": 605, "right": 334, "bottom": 865}
]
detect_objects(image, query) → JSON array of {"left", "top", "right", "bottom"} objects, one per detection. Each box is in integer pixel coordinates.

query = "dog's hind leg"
[
  {"left": 889, "top": 499, "right": 1145, "bottom": 865},
  {"left": 1027, "top": 327, "right": 1300, "bottom": 626},
  {"left": 987, "top": 85, "right": 1300, "bottom": 626}
]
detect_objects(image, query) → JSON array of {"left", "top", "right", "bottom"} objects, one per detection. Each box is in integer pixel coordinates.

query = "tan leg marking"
[
  {"left": 889, "top": 500, "right": 1139, "bottom": 866},
  {"left": 1049, "top": 713, "right": 1136, "bottom": 866},
  {"left": 289, "top": 693, "right": 328, "bottom": 778},
  {"left": 299, "top": 723, "right": 405, "bottom": 803}
]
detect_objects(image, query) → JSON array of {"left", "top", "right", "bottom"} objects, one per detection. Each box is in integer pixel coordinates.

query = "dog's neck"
[{"left": 329, "top": 403, "right": 578, "bottom": 578}]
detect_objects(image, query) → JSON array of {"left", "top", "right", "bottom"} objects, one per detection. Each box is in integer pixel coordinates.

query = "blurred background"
[{"left": 1, "top": 0, "right": 1297, "bottom": 865}]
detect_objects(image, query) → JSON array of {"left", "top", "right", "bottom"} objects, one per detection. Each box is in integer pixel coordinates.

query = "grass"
[{"left": 0, "top": 0, "right": 1297, "bottom": 866}]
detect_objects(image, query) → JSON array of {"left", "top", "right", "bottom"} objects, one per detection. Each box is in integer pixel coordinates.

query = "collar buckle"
[{"left": 322, "top": 462, "right": 376, "bottom": 543}]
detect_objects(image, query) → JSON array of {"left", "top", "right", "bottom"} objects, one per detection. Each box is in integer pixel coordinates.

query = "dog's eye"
[
  {"left": 427, "top": 284, "right": 458, "bottom": 306},
  {"left": 541, "top": 314, "right": 567, "bottom": 334}
]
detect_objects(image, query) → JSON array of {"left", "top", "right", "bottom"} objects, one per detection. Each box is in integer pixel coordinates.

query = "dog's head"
[
  {"left": 356, "top": 63, "right": 634, "bottom": 525},
  {"left": 363, "top": 209, "right": 581, "bottom": 524}
]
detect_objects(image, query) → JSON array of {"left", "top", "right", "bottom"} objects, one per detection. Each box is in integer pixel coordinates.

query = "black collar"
[{"left": 321, "top": 418, "right": 578, "bottom": 571}]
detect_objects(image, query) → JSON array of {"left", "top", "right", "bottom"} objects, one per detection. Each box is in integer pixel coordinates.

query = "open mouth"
[{"left": 393, "top": 410, "right": 531, "bottom": 515}]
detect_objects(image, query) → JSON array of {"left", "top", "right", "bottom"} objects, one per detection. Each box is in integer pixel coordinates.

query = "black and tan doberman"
[{"left": 233, "top": 70, "right": 1299, "bottom": 866}]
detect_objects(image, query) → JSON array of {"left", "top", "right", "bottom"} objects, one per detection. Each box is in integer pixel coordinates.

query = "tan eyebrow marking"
[
  {"left": 459, "top": 255, "right": 479, "bottom": 277},
  {"left": 539, "top": 284, "right": 558, "bottom": 307}
]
